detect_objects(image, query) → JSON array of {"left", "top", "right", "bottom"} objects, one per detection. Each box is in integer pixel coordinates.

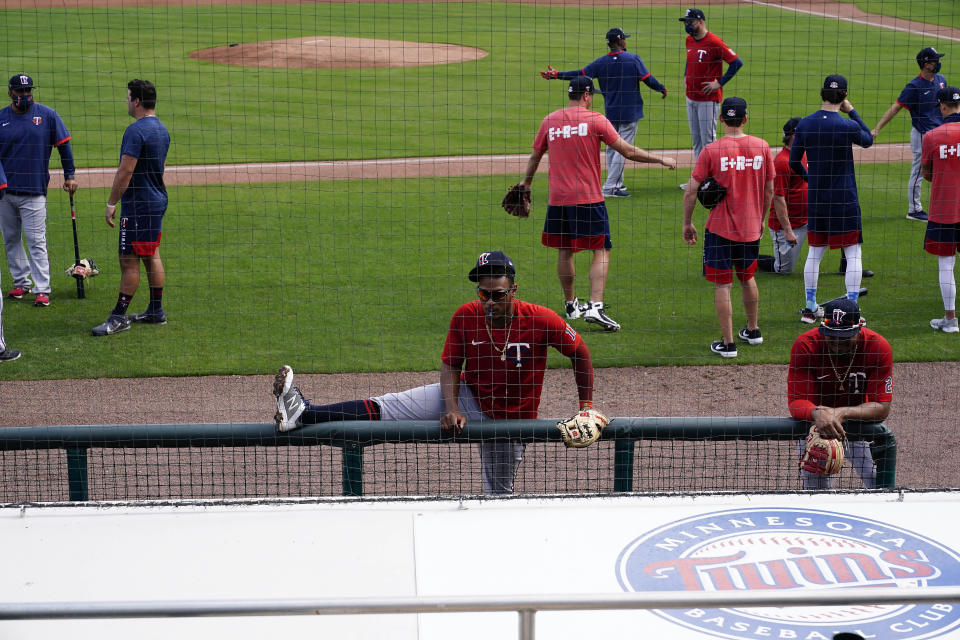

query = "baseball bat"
[{"left": 69, "top": 193, "right": 85, "bottom": 299}]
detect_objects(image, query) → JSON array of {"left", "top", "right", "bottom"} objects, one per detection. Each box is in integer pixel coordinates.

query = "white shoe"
[
  {"left": 273, "top": 365, "right": 306, "bottom": 432},
  {"left": 679, "top": 182, "right": 688, "bottom": 190},
  {"left": 931, "top": 316, "right": 960, "bottom": 333},
  {"left": 583, "top": 302, "right": 620, "bottom": 332},
  {"left": 565, "top": 298, "right": 586, "bottom": 320}
]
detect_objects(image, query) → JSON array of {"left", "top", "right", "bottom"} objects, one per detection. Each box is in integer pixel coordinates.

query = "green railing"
[{"left": 0, "top": 418, "right": 896, "bottom": 501}]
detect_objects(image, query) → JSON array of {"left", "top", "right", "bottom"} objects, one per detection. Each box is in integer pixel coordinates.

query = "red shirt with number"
[
  {"left": 441, "top": 299, "right": 583, "bottom": 419},
  {"left": 684, "top": 31, "right": 739, "bottom": 102},
  {"left": 787, "top": 328, "right": 893, "bottom": 421},
  {"left": 768, "top": 147, "right": 808, "bottom": 231},
  {"left": 692, "top": 134, "right": 775, "bottom": 242},
  {"left": 920, "top": 119, "right": 960, "bottom": 224},
  {"left": 532, "top": 106, "right": 620, "bottom": 205}
]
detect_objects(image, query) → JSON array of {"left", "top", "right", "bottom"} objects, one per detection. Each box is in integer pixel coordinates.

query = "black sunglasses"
[{"left": 477, "top": 287, "right": 513, "bottom": 303}]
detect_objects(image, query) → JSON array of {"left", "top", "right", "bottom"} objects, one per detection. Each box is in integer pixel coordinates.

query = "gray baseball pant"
[
  {"left": 602, "top": 120, "right": 639, "bottom": 194},
  {"left": 768, "top": 224, "right": 808, "bottom": 274},
  {"left": 686, "top": 97, "right": 720, "bottom": 161},
  {"left": 373, "top": 381, "right": 524, "bottom": 495},
  {"left": 908, "top": 127, "right": 925, "bottom": 214},
  {"left": 0, "top": 275, "right": 6, "bottom": 352},
  {"left": 0, "top": 193, "right": 51, "bottom": 294}
]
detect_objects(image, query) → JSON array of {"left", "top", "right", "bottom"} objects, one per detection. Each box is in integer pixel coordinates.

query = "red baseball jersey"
[
  {"left": 921, "top": 121, "right": 960, "bottom": 224},
  {"left": 692, "top": 135, "right": 775, "bottom": 242},
  {"left": 684, "top": 31, "right": 738, "bottom": 102},
  {"left": 768, "top": 147, "right": 808, "bottom": 231},
  {"left": 533, "top": 106, "right": 620, "bottom": 205},
  {"left": 441, "top": 299, "right": 583, "bottom": 419},
  {"left": 787, "top": 328, "right": 893, "bottom": 419}
]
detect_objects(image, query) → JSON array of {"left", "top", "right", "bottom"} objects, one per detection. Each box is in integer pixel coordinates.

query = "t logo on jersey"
[
  {"left": 32, "top": 116, "right": 42, "bottom": 126},
  {"left": 719, "top": 155, "right": 764, "bottom": 172},
  {"left": 504, "top": 342, "right": 530, "bottom": 367}
]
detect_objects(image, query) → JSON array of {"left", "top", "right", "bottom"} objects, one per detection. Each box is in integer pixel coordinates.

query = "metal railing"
[
  {"left": 0, "top": 418, "right": 896, "bottom": 500},
  {"left": 1, "top": 587, "right": 955, "bottom": 639}
]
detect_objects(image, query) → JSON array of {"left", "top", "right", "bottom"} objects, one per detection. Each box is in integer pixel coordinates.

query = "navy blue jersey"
[
  {"left": 120, "top": 116, "right": 170, "bottom": 214},
  {"left": 0, "top": 102, "right": 73, "bottom": 195},
  {"left": 897, "top": 73, "right": 947, "bottom": 133},
  {"left": 558, "top": 50, "right": 664, "bottom": 125},
  {"left": 789, "top": 110, "right": 873, "bottom": 235}
]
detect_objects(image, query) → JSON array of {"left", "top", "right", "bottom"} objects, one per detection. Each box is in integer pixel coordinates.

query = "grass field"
[
  {"left": 1, "top": 160, "right": 957, "bottom": 381},
  {"left": 0, "top": 1, "right": 958, "bottom": 380}
]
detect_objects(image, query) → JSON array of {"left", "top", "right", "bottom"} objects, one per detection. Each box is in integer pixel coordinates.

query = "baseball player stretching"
[
  {"left": 871, "top": 47, "right": 948, "bottom": 222},
  {"left": 788, "top": 297, "right": 892, "bottom": 489},
  {"left": 94, "top": 80, "right": 170, "bottom": 336},
  {"left": 0, "top": 74, "right": 78, "bottom": 307},
  {"left": 678, "top": 7, "right": 743, "bottom": 188},
  {"left": 540, "top": 27, "right": 667, "bottom": 198},
  {"left": 682, "top": 97, "right": 774, "bottom": 358},
  {"left": 274, "top": 251, "right": 600, "bottom": 495},
  {"left": 520, "top": 76, "right": 676, "bottom": 331},
  {"left": 790, "top": 75, "right": 873, "bottom": 323},
  {"left": 920, "top": 86, "right": 960, "bottom": 333}
]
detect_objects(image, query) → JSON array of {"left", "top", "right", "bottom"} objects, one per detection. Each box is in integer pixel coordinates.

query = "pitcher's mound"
[{"left": 190, "top": 36, "right": 489, "bottom": 69}]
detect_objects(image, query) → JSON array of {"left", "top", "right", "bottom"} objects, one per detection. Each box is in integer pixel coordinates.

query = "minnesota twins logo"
[
  {"left": 616, "top": 508, "right": 960, "bottom": 640},
  {"left": 832, "top": 308, "right": 847, "bottom": 324},
  {"left": 32, "top": 116, "right": 42, "bottom": 126}
]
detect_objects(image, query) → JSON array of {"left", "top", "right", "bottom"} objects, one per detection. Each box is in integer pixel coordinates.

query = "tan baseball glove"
[
  {"left": 556, "top": 408, "right": 609, "bottom": 448},
  {"left": 65, "top": 258, "right": 100, "bottom": 280},
  {"left": 501, "top": 183, "right": 531, "bottom": 218},
  {"left": 799, "top": 425, "right": 846, "bottom": 475}
]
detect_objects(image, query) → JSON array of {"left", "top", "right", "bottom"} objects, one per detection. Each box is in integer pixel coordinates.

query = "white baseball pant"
[{"left": 0, "top": 193, "right": 51, "bottom": 294}]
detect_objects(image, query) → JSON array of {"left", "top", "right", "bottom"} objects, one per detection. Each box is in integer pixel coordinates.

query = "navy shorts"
[
  {"left": 119, "top": 210, "right": 165, "bottom": 256},
  {"left": 924, "top": 220, "right": 960, "bottom": 257},
  {"left": 703, "top": 230, "right": 759, "bottom": 284},
  {"left": 541, "top": 202, "right": 612, "bottom": 252}
]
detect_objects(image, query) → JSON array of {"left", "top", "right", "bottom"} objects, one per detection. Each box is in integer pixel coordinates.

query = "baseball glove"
[
  {"left": 696, "top": 176, "right": 727, "bottom": 210},
  {"left": 799, "top": 425, "right": 846, "bottom": 475},
  {"left": 65, "top": 258, "right": 100, "bottom": 280},
  {"left": 556, "top": 408, "right": 609, "bottom": 448},
  {"left": 501, "top": 183, "right": 531, "bottom": 218}
]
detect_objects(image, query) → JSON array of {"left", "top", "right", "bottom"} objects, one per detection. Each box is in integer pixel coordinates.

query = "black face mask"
[{"left": 12, "top": 94, "right": 33, "bottom": 110}]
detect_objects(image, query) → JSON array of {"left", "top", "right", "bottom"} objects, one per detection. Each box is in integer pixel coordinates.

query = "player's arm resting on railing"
[
  {"left": 870, "top": 101, "right": 903, "bottom": 139},
  {"left": 440, "top": 361, "right": 466, "bottom": 434},
  {"left": 568, "top": 341, "right": 594, "bottom": 409},
  {"left": 105, "top": 154, "right": 137, "bottom": 227},
  {"left": 520, "top": 149, "right": 546, "bottom": 188},
  {"left": 610, "top": 137, "right": 677, "bottom": 169}
]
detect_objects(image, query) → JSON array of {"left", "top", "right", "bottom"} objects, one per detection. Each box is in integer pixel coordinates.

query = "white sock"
[
  {"left": 803, "top": 245, "right": 826, "bottom": 292},
  {"left": 940, "top": 255, "right": 957, "bottom": 312}
]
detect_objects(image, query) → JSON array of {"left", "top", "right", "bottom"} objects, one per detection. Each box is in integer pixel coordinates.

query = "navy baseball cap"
[
  {"left": 568, "top": 76, "right": 595, "bottom": 95},
  {"left": 606, "top": 28, "right": 630, "bottom": 43},
  {"left": 938, "top": 86, "right": 960, "bottom": 104},
  {"left": 8, "top": 74, "right": 33, "bottom": 90},
  {"left": 783, "top": 116, "right": 803, "bottom": 135},
  {"left": 468, "top": 251, "right": 516, "bottom": 282},
  {"left": 819, "top": 298, "right": 864, "bottom": 338},
  {"left": 721, "top": 96, "right": 747, "bottom": 119},
  {"left": 679, "top": 8, "right": 705, "bottom": 21},
  {"left": 917, "top": 47, "right": 946, "bottom": 65},
  {"left": 823, "top": 74, "right": 848, "bottom": 91}
]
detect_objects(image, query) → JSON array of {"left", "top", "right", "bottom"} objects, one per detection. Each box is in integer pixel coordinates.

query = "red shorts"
[
  {"left": 807, "top": 229, "right": 861, "bottom": 249},
  {"left": 703, "top": 230, "right": 759, "bottom": 285}
]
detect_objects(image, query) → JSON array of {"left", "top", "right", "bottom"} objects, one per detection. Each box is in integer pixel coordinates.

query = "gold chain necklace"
[
  {"left": 484, "top": 315, "right": 513, "bottom": 362},
  {"left": 826, "top": 341, "right": 858, "bottom": 391}
]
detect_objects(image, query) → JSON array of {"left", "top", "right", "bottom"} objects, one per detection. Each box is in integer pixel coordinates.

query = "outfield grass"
[
  {"left": 1, "top": 160, "right": 956, "bottom": 381},
  {"left": 0, "top": 2, "right": 952, "bottom": 169},
  {"left": 837, "top": 0, "right": 960, "bottom": 25}
]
